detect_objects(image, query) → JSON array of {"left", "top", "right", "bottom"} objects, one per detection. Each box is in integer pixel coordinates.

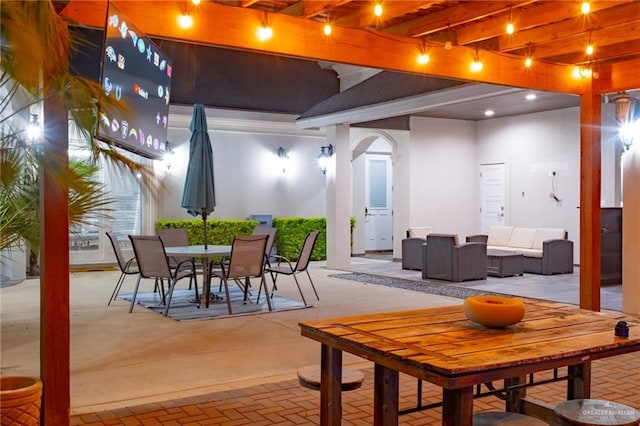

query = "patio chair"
[
  {"left": 157, "top": 228, "right": 197, "bottom": 290},
  {"left": 252, "top": 226, "right": 278, "bottom": 266},
  {"left": 128, "top": 235, "right": 199, "bottom": 316},
  {"left": 105, "top": 232, "right": 139, "bottom": 306},
  {"left": 211, "top": 234, "right": 270, "bottom": 315},
  {"left": 264, "top": 230, "right": 320, "bottom": 306},
  {"left": 424, "top": 233, "right": 487, "bottom": 282}
]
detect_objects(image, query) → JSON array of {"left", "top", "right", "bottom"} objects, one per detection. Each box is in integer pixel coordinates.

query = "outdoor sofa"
[{"left": 466, "top": 225, "right": 573, "bottom": 275}]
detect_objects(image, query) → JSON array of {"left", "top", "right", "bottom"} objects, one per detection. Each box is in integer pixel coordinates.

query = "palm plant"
[{"left": 0, "top": 1, "right": 152, "bottom": 274}]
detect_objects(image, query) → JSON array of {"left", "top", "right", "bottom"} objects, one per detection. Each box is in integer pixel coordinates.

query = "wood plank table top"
[{"left": 300, "top": 299, "right": 640, "bottom": 425}]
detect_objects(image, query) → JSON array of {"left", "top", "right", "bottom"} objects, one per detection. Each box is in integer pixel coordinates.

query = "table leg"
[
  {"left": 373, "top": 364, "right": 399, "bottom": 426},
  {"left": 320, "top": 344, "right": 342, "bottom": 426},
  {"left": 442, "top": 387, "right": 473, "bottom": 426},
  {"left": 567, "top": 362, "right": 591, "bottom": 399},
  {"left": 200, "top": 259, "right": 210, "bottom": 309}
]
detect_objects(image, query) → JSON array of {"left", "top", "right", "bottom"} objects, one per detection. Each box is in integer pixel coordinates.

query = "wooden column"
[
  {"left": 579, "top": 81, "right": 602, "bottom": 311},
  {"left": 39, "top": 94, "right": 70, "bottom": 423}
]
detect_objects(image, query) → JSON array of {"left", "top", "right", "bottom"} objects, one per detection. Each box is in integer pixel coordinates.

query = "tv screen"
[{"left": 97, "top": 2, "right": 172, "bottom": 159}]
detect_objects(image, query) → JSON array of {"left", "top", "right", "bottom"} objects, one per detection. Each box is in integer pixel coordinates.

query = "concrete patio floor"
[{"left": 1, "top": 257, "right": 636, "bottom": 424}]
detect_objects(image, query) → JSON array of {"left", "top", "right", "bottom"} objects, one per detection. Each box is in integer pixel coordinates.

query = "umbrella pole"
[{"left": 202, "top": 210, "right": 208, "bottom": 249}]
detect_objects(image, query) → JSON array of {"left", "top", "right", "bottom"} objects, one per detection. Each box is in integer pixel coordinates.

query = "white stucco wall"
[
  {"left": 407, "top": 116, "right": 479, "bottom": 239},
  {"left": 475, "top": 108, "right": 581, "bottom": 261},
  {"left": 158, "top": 107, "right": 327, "bottom": 222}
]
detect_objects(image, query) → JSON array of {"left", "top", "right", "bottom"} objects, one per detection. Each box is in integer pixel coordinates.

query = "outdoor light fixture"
[
  {"left": 27, "top": 113, "right": 40, "bottom": 141},
  {"left": 318, "top": 144, "right": 334, "bottom": 175},
  {"left": 277, "top": 146, "right": 289, "bottom": 173},
  {"left": 163, "top": 141, "right": 175, "bottom": 170},
  {"left": 609, "top": 92, "right": 639, "bottom": 151}
]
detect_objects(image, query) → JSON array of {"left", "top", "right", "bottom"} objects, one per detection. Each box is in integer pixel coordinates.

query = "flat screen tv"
[{"left": 96, "top": 2, "right": 172, "bottom": 159}]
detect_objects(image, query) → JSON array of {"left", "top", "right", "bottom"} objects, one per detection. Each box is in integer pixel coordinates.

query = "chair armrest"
[
  {"left": 541, "top": 239, "right": 574, "bottom": 274},
  {"left": 465, "top": 234, "right": 488, "bottom": 244}
]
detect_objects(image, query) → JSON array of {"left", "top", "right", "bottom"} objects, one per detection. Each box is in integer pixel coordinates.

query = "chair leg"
[
  {"left": 242, "top": 277, "right": 251, "bottom": 304},
  {"left": 306, "top": 270, "right": 320, "bottom": 300},
  {"left": 222, "top": 278, "right": 233, "bottom": 315},
  {"left": 108, "top": 272, "right": 126, "bottom": 305},
  {"left": 260, "top": 275, "right": 272, "bottom": 311},
  {"left": 292, "top": 274, "right": 308, "bottom": 306},
  {"left": 129, "top": 275, "right": 143, "bottom": 313},
  {"left": 164, "top": 278, "right": 177, "bottom": 316}
]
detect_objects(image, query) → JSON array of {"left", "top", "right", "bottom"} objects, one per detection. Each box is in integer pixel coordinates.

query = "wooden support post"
[
  {"left": 39, "top": 94, "right": 70, "bottom": 424},
  {"left": 579, "top": 80, "right": 602, "bottom": 311}
]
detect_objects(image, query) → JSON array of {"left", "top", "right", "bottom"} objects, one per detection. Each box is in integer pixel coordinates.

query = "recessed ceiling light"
[
  {"left": 484, "top": 109, "right": 495, "bottom": 117},
  {"left": 526, "top": 93, "right": 537, "bottom": 100}
]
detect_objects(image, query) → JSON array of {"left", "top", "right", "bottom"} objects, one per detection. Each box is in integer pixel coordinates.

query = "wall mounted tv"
[{"left": 96, "top": 2, "right": 172, "bottom": 159}]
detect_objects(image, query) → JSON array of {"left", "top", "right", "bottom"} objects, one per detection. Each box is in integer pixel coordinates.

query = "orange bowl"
[{"left": 463, "top": 295, "right": 525, "bottom": 328}]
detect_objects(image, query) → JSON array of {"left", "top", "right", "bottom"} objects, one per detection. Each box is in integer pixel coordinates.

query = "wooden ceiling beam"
[
  {"left": 543, "top": 39, "right": 640, "bottom": 66},
  {"left": 455, "top": 0, "right": 632, "bottom": 46},
  {"left": 384, "top": 1, "right": 535, "bottom": 37},
  {"left": 496, "top": 2, "right": 640, "bottom": 52},
  {"left": 333, "top": 1, "right": 432, "bottom": 29},
  {"left": 60, "top": 0, "right": 582, "bottom": 94},
  {"left": 512, "top": 21, "right": 640, "bottom": 61},
  {"left": 280, "top": 0, "right": 352, "bottom": 18}
]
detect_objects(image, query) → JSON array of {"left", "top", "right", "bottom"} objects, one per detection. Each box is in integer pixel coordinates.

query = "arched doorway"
[{"left": 351, "top": 131, "right": 398, "bottom": 257}]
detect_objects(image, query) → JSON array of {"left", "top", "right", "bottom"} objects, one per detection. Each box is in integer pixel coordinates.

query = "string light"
[
  {"left": 417, "top": 53, "right": 430, "bottom": 65},
  {"left": 177, "top": 13, "right": 193, "bottom": 28},
  {"left": 470, "top": 48, "right": 483, "bottom": 72},
  {"left": 324, "top": 23, "right": 332, "bottom": 36},
  {"left": 257, "top": 25, "right": 273, "bottom": 41},
  {"left": 524, "top": 57, "right": 533, "bottom": 68},
  {"left": 581, "top": 1, "right": 590, "bottom": 14},
  {"left": 191, "top": 0, "right": 201, "bottom": 5},
  {"left": 586, "top": 43, "right": 594, "bottom": 56},
  {"left": 374, "top": 2, "right": 383, "bottom": 17},
  {"left": 505, "top": 6, "right": 514, "bottom": 35}
]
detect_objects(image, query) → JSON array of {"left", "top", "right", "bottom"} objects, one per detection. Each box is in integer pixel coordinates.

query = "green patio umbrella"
[{"left": 181, "top": 104, "right": 216, "bottom": 248}]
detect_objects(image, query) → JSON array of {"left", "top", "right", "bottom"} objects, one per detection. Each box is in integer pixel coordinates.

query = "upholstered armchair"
[{"left": 422, "top": 234, "right": 487, "bottom": 282}]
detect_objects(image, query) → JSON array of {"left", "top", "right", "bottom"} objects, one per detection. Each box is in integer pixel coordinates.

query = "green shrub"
[{"left": 155, "top": 219, "right": 258, "bottom": 245}]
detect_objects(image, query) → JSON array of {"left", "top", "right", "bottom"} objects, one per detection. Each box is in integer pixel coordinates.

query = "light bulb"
[
  {"left": 524, "top": 57, "right": 533, "bottom": 68},
  {"left": 581, "top": 1, "right": 590, "bottom": 14},
  {"left": 177, "top": 14, "right": 193, "bottom": 29},
  {"left": 471, "top": 59, "right": 483, "bottom": 72},
  {"left": 324, "top": 24, "right": 332, "bottom": 36},
  {"left": 257, "top": 25, "right": 273, "bottom": 41},
  {"left": 374, "top": 3, "right": 383, "bottom": 17},
  {"left": 192, "top": 0, "right": 201, "bottom": 4},
  {"left": 525, "top": 93, "right": 537, "bottom": 100},
  {"left": 506, "top": 22, "right": 514, "bottom": 35},
  {"left": 417, "top": 53, "right": 430, "bottom": 65},
  {"left": 484, "top": 109, "right": 495, "bottom": 117},
  {"left": 586, "top": 44, "right": 594, "bottom": 56}
]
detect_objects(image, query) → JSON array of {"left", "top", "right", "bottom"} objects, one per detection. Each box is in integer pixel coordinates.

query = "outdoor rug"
[{"left": 119, "top": 286, "right": 310, "bottom": 321}]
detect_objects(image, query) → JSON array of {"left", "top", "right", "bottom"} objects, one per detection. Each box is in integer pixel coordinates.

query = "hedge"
[{"left": 155, "top": 217, "right": 355, "bottom": 261}]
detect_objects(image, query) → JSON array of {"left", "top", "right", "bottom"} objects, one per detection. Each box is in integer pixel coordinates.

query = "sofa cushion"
[
  {"left": 408, "top": 227, "right": 432, "bottom": 239},
  {"left": 515, "top": 248, "right": 543, "bottom": 258},
  {"left": 532, "top": 228, "right": 566, "bottom": 249},
  {"left": 508, "top": 227, "right": 536, "bottom": 249},
  {"left": 487, "top": 226, "right": 514, "bottom": 247}
]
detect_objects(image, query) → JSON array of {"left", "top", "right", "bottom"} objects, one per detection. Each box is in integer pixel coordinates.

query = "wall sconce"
[
  {"left": 277, "top": 146, "right": 289, "bottom": 173},
  {"left": 26, "top": 113, "right": 40, "bottom": 141},
  {"left": 318, "top": 144, "right": 334, "bottom": 174},
  {"left": 609, "top": 91, "right": 638, "bottom": 151},
  {"left": 163, "top": 141, "right": 175, "bottom": 170}
]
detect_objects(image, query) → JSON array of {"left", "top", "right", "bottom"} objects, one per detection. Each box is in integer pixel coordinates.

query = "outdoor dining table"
[
  {"left": 164, "top": 245, "right": 231, "bottom": 309},
  {"left": 299, "top": 299, "right": 640, "bottom": 426}
]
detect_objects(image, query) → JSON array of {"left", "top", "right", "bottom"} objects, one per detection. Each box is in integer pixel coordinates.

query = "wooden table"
[
  {"left": 299, "top": 300, "right": 640, "bottom": 426},
  {"left": 165, "top": 245, "right": 230, "bottom": 309}
]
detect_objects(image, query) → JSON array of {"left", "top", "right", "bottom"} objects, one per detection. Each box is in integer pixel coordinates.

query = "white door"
[
  {"left": 365, "top": 155, "right": 392, "bottom": 251},
  {"left": 480, "top": 163, "right": 506, "bottom": 233}
]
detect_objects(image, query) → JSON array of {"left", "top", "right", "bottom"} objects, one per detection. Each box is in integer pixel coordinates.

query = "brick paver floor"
[{"left": 71, "top": 353, "right": 639, "bottom": 425}]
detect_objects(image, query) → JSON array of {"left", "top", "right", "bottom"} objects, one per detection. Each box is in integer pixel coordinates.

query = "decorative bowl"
[{"left": 463, "top": 295, "right": 525, "bottom": 328}]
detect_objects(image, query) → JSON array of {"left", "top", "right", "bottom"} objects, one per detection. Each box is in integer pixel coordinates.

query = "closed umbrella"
[{"left": 181, "top": 104, "right": 216, "bottom": 248}]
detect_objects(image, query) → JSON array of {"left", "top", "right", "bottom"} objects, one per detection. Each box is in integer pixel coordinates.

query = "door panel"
[
  {"left": 481, "top": 163, "right": 506, "bottom": 233},
  {"left": 365, "top": 155, "right": 392, "bottom": 251}
]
